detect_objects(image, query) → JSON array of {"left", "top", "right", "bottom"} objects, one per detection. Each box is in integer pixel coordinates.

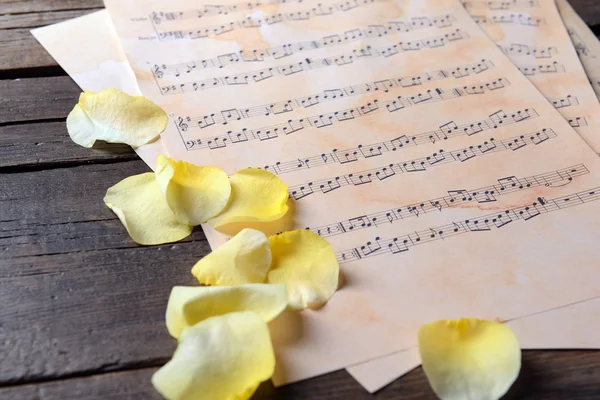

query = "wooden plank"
[
  {"left": 0, "top": 351, "right": 599, "bottom": 399},
  {"left": 0, "top": 0, "right": 102, "bottom": 14},
  {"left": 0, "top": 161, "right": 197, "bottom": 259},
  {"left": 0, "top": 77, "right": 80, "bottom": 124},
  {"left": 0, "top": 29, "right": 59, "bottom": 72},
  {"left": 0, "top": 160, "right": 210, "bottom": 384},
  {"left": 571, "top": 0, "right": 600, "bottom": 28},
  {"left": 0, "top": 9, "right": 100, "bottom": 30},
  {"left": 0, "top": 121, "right": 136, "bottom": 169}
]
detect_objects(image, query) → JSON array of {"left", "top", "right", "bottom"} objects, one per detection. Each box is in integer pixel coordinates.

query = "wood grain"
[
  {"left": 0, "top": 0, "right": 102, "bottom": 14},
  {"left": 0, "top": 160, "right": 210, "bottom": 384},
  {"left": 0, "top": 77, "right": 80, "bottom": 124},
  {"left": 0, "top": 121, "right": 136, "bottom": 169},
  {"left": 0, "top": 9, "right": 100, "bottom": 29},
  {"left": 0, "top": 350, "right": 599, "bottom": 399},
  {"left": 570, "top": 0, "right": 600, "bottom": 27}
]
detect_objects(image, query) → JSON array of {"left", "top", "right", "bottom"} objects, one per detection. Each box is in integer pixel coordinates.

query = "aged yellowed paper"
[
  {"left": 347, "top": 297, "right": 600, "bottom": 392},
  {"left": 462, "top": 0, "right": 600, "bottom": 153},
  {"left": 349, "top": 0, "right": 600, "bottom": 390},
  {"left": 31, "top": 7, "right": 600, "bottom": 390},
  {"left": 556, "top": 0, "right": 600, "bottom": 100},
  {"left": 31, "top": 11, "right": 168, "bottom": 170},
  {"left": 104, "top": 0, "right": 600, "bottom": 384}
]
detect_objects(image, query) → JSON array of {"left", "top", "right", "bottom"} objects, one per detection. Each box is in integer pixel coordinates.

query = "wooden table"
[{"left": 2, "top": 1, "right": 600, "bottom": 398}]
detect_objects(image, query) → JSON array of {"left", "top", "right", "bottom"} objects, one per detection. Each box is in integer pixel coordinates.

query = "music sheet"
[
  {"left": 347, "top": 297, "right": 600, "bottom": 392},
  {"left": 462, "top": 0, "right": 600, "bottom": 153},
  {"left": 556, "top": 0, "right": 600, "bottom": 100},
  {"left": 103, "top": 0, "right": 600, "bottom": 384},
  {"left": 350, "top": 0, "right": 600, "bottom": 390},
  {"left": 31, "top": 11, "right": 168, "bottom": 171},
  {"left": 32, "top": 7, "right": 600, "bottom": 390}
]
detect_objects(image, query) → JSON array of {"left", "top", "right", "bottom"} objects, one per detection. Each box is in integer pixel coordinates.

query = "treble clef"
[
  {"left": 153, "top": 64, "right": 164, "bottom": 79},
  {"left": 177, "top": 117, "right": 189, "bottom": 132}
]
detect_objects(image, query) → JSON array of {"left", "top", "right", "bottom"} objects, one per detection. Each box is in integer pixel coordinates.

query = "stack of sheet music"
[{"left": 31, "top": 0, "right": 600, "bottom": 392}]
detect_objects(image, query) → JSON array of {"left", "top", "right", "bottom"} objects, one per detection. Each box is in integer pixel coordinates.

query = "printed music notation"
[
  {"left": 461, "top": 0, "right": 539, "bottom": 9},
  {"left": 152, "top": 15, "right": 457, "bottom": 76},
  {"left": 551, "top": 94, "right": 578, "bottom": 109},
  {"left": 470, "top": 13, "right": 545, "bottom": 26},
  {"left": 259, "top": 108, "right": 538, "bottom": 176},
  {"left": 153, "top": 0, "right": 383, "bottom": 40},
  {"left": 567, "top": 28, "right": 593, "bottom": 58},
  {"left": 150, "top": 0, "right": 308, "bottom": 23},
  {"left": 309, "top": 164, "right": 588, "bottom": 238},
  {"left": 516, "top": 61, "right": 565, "bottom": 76},
  {"left": 182, "top": 77, "right": 511, "bottom": 150},
  {"left": 176, "top": 59, "right": 495, "bottom": 131},
  {"left": 159, "top": 29, "right": 471, "bottom": 94},
  {"left": 568, "top": 116, "right": 588, "bottom": 128},
  {"left": 288, "top": 129, "right": 556, "bottom": 200},
  {"left": 498, "top": 43, "right": 558, "bottom": 59},
  {"left": 336, "top": 185, "right": 600, "bottom": 263}
]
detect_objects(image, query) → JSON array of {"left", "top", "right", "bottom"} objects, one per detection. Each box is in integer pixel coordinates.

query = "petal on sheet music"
[
  {"left": 267, "top": 230, "right": 339, "bottom": 310},
  {"left": 155, "top": 155, "right": 231, "bottom": 225},
  {"left": 152, "top": 312, "right": 275, "bottom": 400},
  {"left": 191, "top": 228, "right": 272, "bottom": 286},
  {"left": 165, "top": 284, "right": 288, "bottom": 339},
  {"left": 208, "top": 168, "right": 289, "bottom": 233},
  {"left": 419, "top": 318, "right": 521, "bottom": 400},
  {"left": 66, "top": 88, "right": 167, "bottom": 148},
  {"left": 103, "top": 173, "right": 192, "bottom": 245}
]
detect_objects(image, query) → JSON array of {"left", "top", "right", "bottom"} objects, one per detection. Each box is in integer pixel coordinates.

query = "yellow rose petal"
[
  {"left": 419, "top": 318, "right": 521, "bottom": 400},
  {"left": 66, "top": 88, "right": 168, "bottom": 148},
  {"left": 267, "top": 229, "right": 339, "bottom": 310},
  {"left": 152, "top": 311, "right": 275, "bottom": 400},
  {"left": 103, "top": 173, "right": 192, "bottom": 245},
  {"left": 208, "top": 168, "right": 289, "bottom": 234},
  {"left": 191, "top": 228, "right": 271, "bottom": 286},
  {"left": 166, "top": 284, "right": 288, "bottom": 338},
  {"left": 155, "top": 155, "right": 231, "bottom": 225}
]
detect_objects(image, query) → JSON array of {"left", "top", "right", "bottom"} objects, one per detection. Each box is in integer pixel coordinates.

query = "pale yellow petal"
[
  {"left": 165, "top": 284, "right": 288, "bottom": 338},
  {"left": 208, "top": 168, "right": 289, "bottom": 233},
  {"left": 103, "top": 173, "right": 192, "bottom": 245},
  {"left": 418, "top": 318, "right": 521, "bottom": 400},
  {"left": 155, "top": 155, "right": 231, "bottom": 225},
  {"left": 152, "top": 311, "right": 275, "bottom": 400},
  {"left": 66, "top": 88, "right": 167, "bottom": 148},
  {"left": 267, "top": 229, "right": 339, "bottom": 310},
  {"left": 191, "top": 228, "right": 271, "bottom": 285}
]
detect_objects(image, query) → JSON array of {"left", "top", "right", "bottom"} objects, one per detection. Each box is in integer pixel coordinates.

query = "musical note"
[
  {"left": 153, "top": 0, "right": 383, "bottom": 40},
  {"left": 184, "top": 78, "right": 512, "bottom": 151},
  {"left": 288, "top": 130, "right": 557, "bottom": 200},
  {"left": 335, "top": 184, "right": 600, "bottom": 263},
  {"left": 158, "top": 29, "right": 471, "bottom": 93},
  {"left": 462, "top": 0, "right": 540, "bottom": 10}
]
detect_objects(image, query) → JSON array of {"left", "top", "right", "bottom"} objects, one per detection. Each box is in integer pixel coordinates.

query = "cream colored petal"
[
  {"left": 152, "top": 311, "right": 275, "bottom": 400},
  {"left": 155, "top": 155, "right": 231, "bottom": 225},
  {"left": 66, "top": 88, "right": 167, "bottom": 148},
  {"left": 267, "top": 230, "right": 339, "bottom": 310},
  {"left": 166, "top": 284, "right": 288, "bottom": 338},
  {"left": 103, "top": 173, "right": 192, "bottom": 245},
  {"left": 419, "top": 318, "right": 521, "bottom": 400},
  {"left": 191, "top": 228, "right": 271, "bottom": 286},
  {"left": 208, "top": 168, "right": 289, "bottom": 234}
]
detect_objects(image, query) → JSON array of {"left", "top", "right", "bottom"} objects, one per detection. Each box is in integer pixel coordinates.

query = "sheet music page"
[
  {"left": 30, "top": 8, "right": 600, "bottom": 390},
  {"left": 31, "top": 11, "right": 169, "bottom": 170},
  {"left": 104, "top": 0, "right": 600, "bottom": 384},
  {"left": 347, "top": 297, "right": 600, "bottom": 392},
  {"left": 461, "top": 0, "right": 600, "bottom": 153},
  {"left": 349, "top": 0, "right": 600, "bottom": 389},
  {"left": 556, "top": 0, "right": 600, "bottom": 100}
]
